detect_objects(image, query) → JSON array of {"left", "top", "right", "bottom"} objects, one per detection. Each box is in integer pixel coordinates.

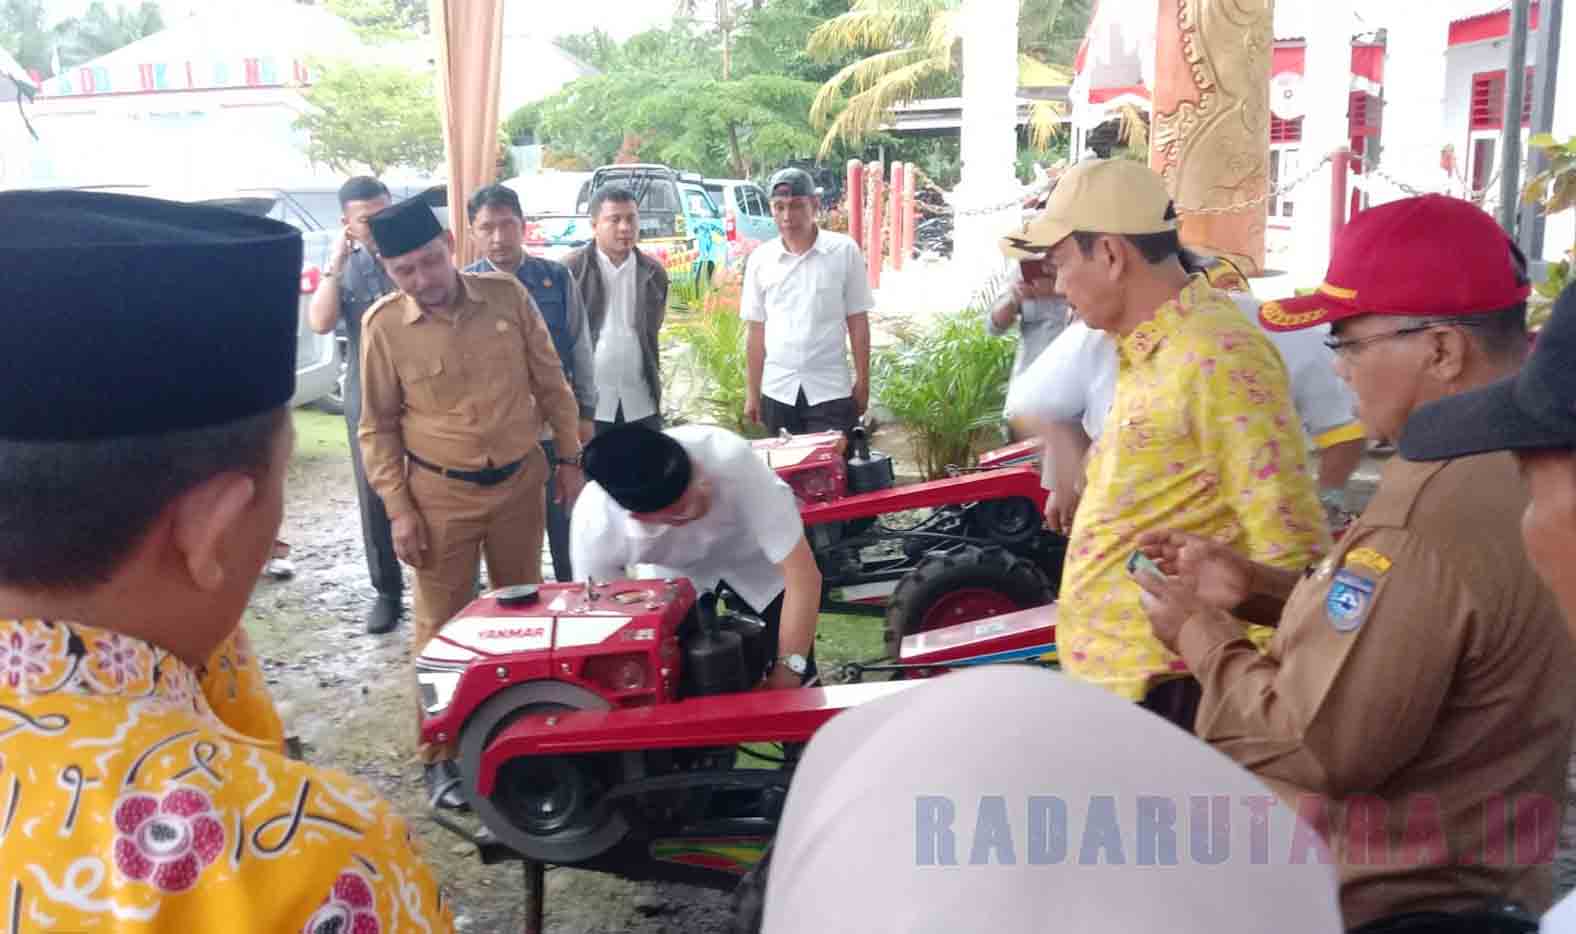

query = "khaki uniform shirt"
[
  {"left": 1178, "top": 452, "right": 1576, "bottom": 927},
  {"left": 359, "top": 272, "right": 582, "bottom": 519}
]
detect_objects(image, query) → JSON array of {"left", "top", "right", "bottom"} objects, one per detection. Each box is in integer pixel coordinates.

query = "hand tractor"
[
  {"left": 417, "top": 577, "right": 1058, "bottom": 926},
  {"left": 751, "top": 427, "right": 1063, "bottom": 655}
]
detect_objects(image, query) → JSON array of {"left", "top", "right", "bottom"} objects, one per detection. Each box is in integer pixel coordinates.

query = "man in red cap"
[{"left": 1133, "top": 195, "right": 1575, "bottom": 930}]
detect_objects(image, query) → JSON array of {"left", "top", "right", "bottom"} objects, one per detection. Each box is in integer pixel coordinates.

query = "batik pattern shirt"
[
  {"left": 196, "top": 626, "right": 285, "bottom": 751},
  {"left": 1058, "top": 275, "right": 1330, "bottom": 700},
  {"left": 0, "top": 619, "right": 451, "bottom": 932}
]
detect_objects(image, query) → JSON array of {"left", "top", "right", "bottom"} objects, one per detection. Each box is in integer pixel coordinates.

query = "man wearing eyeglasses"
[{"left": 1133, "top": 195, "right": 1575, "bottom": 930}]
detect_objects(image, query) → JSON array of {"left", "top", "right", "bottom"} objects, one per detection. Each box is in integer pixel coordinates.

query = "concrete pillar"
[
  {"left": 1545, "top": 0, "right": 1576, "bottom": 262},
  {"left": 1293, "top": 0, "right": 1354, "bottom": 283},
  {"left": 1149, "top": 0, "right": 1274, "bottom": 274},
  {"left": 952, "top": 0, "right": 1022, "bottom": 282},
  {"left": 1372, "top": 0, "right": 1450, "bottom": 203}
]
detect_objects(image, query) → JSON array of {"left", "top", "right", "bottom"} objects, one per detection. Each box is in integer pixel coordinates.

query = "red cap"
[{"left": 1259, "top": 195, "right": 1530, "bottom": 332}]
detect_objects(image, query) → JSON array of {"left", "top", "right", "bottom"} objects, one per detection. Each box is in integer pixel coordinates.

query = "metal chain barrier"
[{"left": 1172, "top": 152, "right": 1335, "bottom": 217}]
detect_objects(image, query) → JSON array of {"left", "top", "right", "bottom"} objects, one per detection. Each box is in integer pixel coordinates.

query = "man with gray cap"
[
  {"left": 358, "top": 195, "right": 584, "bottom": 806},
  {"left": 0, "top": 190, "right": 450, "bottom": 930},
  {"left": 743, "top": 167, "right": 875, "bottom": 436}
]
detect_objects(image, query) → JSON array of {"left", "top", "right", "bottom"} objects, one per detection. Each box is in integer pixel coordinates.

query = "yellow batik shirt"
[
  {"left": 1058, "top": 275, "right": 1331, "bottom": 700},
  {"left": 196, "top": 626, "right": 285, "bottom": 751},
  {"left": 0, "top": 619, "right": 452, "bottom": 933}
]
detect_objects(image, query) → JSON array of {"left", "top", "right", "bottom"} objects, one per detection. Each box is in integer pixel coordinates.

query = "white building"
[{"left": 1068, "top": 0, "right": 1576, "bottom": 269}]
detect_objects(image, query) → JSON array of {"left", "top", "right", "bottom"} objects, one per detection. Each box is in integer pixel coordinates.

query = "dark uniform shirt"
[
  {"left": 336, "top": 243, "right": 398, "bottom": 398},
  {"left": 1178, "top": 452, "right": 1576, "bottom": 927}
]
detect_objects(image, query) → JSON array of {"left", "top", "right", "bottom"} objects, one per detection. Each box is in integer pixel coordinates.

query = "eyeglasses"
[{"left": 1323, "top": 319, "right": 1484, "bottom": 357}]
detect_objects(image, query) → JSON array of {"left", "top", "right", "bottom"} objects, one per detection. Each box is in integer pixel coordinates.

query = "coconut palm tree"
[{"left": 806, "top": 0, "right": 1090, "bottom": 159}]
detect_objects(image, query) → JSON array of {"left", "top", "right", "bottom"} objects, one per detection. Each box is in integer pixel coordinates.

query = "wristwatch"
[
  {"left": 774, "top": 654, "right": 808, "bottom": 676},
  {"left": 558, "top": 451, "right": 584, "bottom": 468}
]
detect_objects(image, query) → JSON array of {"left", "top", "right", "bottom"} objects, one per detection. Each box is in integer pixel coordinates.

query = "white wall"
[{"left": 1441, "top": 37, "right": 1541, "bottom": 207}]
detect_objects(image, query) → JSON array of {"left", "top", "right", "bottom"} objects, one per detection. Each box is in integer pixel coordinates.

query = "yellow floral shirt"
[
  {"left": 1059, "top": 275, "right": 1331, "bottom": 700},
  {"left": 196, "top": 626, "right": 285, "bottom": 751},
  {"left": 0, "top": 619, "right": 452, "bottom": 933}
]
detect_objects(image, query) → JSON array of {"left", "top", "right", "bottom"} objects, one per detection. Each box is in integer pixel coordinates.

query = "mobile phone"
[{"left": 1127, "top": 550, "right": 1163, "bottom": 578}]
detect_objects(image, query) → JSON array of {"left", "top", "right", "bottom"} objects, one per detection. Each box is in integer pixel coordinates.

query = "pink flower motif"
[
  {"left": 303, "top": 870, "right": 381, "bottom": 934},
  {"left": 91, "top": 632, "right": 144, "bottom": 689},
  {"left": 0, "top": 626, "right": 53, "bottom": 690},
  {"left": 112, "top": 787, "right": 225, "bottom": 892}
]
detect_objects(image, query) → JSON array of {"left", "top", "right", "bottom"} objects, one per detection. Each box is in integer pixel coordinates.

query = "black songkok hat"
[
  {"left": 0, "top": 190, "right": 300, "bottom": 441},
  {"left": 368, "top": 196, "right": 444, "bottom": 259},
  {"left": 583, "top": 425, "right": 693, "bottom": 514}
]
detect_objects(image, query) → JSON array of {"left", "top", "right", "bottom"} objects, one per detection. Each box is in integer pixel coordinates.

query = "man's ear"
[
  {"left": 1102, "top": 236, "right": 1127, "bottom": 281},
  {"left": 1427, "top": 326, "right": 1471, "bottom": 384},
  {"left": 170, "top": 473, "right": 258, "bottom": 593}
]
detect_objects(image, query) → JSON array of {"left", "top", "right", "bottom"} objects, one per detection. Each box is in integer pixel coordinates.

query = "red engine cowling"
[
  {"left": 418, "top": 579, "right": 697, "bottom": 749},
  {"left": 751, "top": 430, "right": 848, "bottom": 504}
]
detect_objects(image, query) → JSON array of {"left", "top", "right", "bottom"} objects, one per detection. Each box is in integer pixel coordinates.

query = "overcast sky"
[{"left": 44, "top": 0, "right": 674, "bottom": 41}]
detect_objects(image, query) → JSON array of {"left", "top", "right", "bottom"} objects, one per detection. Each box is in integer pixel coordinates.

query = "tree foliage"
[
  {"left": 1, "top": 0, "right": 165, "bottom": 74},
  {"left": 807, "top": 0, "right": 1091, "bottom": 157},
  {"left": 526, "top": 7, "right": 850, "bottom": 180},
  {"left": 325, "top": 0, "right": 428, "bottom": 42},
  {"left": 295, "top": 61, "right": 443, "bottom": 176}
]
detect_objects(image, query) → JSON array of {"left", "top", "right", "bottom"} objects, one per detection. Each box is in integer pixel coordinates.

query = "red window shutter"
[
  {"left": 1270, "top": 115, "right": 1303, "bottom": 144},
  {"left": 1471, "top": 71, "right": 1506, "bottom": 130}
]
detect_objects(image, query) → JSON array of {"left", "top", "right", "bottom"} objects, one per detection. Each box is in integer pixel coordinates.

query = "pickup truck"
[{"left": 574, "top": 164, "right": 726, "bottom": 282}]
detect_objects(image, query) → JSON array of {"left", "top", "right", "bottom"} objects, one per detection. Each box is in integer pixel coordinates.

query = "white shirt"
[
  {"left": 741, "top": 229, "right": 875, "bottom": 406},
  {"left": 1006, "top": 294, "right": 1356, "bottom": 446},
  {"left": 1542, "top": 889, "right": 1576, "bottom": 932},
  {"left": 569, "top": 425, "right": 805, "bottom": 613},
  {"left": 593, "top": 248, "right": 655, "bottom": 423}
]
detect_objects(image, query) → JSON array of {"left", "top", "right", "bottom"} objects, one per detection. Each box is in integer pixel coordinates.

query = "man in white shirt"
[
  {"left": 1006, "top": 250, "right": 1367, "bottom": 532},
  {"left": 571, "top": 424, "right": 822, "bottom": 690},
  {"left": 744, "top": 168, "right": 876, "bottom": 436},
  {"left": 564, "top": 185, "right": 670, "bottom": 436}
]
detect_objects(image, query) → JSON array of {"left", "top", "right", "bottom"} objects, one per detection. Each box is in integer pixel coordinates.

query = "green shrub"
[
  {"left": 873, "top": 309, "right": 1016, "bottom": 480},
  {"left": 668, "top": 270, "right": 767, "bottom": 439}
]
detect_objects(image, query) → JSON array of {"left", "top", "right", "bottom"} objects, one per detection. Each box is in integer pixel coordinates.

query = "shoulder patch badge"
[
  {"left": 1343, "top": 547, "right": 1392, "bottom": 575},
  {"left": 1325, "top": 570, "right": 1376, "bottom": 633}
]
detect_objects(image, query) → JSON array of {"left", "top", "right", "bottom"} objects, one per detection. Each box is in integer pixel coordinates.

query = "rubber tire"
[
  {"left": 967, "top": 496, "right": 1041, "bottom": 548},
  {"left": 457, "top": 680, "right": 640, "bottom": 864},
  {"left": 883, "top": 545, "right": 1052, "bottom": 657},
  {"left": 312, "top": 343, "right": 347, "bottom": 416}
]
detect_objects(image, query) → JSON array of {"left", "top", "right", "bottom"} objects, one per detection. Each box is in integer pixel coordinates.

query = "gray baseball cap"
[{"left": 768, "top": 168, "right": 817, "bottom": 199}]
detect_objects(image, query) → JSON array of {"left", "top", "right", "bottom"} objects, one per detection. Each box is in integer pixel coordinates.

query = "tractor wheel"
[
  {"left": 883, "top": 545, "right": 1052, "bottom": 657},
  {"left": 458, "top": 681, "right": 642, "bottom": 864}
]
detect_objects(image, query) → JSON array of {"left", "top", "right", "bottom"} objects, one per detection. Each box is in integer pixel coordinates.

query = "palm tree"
[{"left": 807, "top": 0, "right": 1089, "bottom": 159}]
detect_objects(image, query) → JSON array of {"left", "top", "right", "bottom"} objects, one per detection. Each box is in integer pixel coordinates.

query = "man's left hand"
[
  {"left": 852, "top": 378, "right": 870, "bottom": 416},
  {"left": 555, "top": 464, "right": 585, "bottom": 506},
  {"left": 759, "top": 665, "right": 802, "bottom": 691},
  {"left": 1135, "top": 567, "right": 1208, "bottom": 654},
  {"left": 578, "top": 420, "right": 595, "bottom": 446}
]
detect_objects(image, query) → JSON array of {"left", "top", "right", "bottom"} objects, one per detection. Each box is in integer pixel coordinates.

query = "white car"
[{"left": 74, "top": 185, "right": 340, "bottom": 410}]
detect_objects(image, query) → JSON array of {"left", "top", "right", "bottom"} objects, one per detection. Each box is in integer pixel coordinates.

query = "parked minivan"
[{"left": 702, "top": 178, "right": 778, "bottom": 244}]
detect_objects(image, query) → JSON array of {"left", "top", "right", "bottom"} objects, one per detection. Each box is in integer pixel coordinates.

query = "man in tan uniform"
[
  {"left": 359, "top": 197, "right": 584, "bottom": 807},
  {"left": 1134, "top": 196, "right": 1575, "bottom": 931}
]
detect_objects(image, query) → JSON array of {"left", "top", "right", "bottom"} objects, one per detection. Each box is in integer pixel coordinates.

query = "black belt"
[{"left": 408, "top": 452, "right": 525, "bottom": 487}]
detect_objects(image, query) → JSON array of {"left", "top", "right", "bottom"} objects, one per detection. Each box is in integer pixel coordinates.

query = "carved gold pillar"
[{"left": 1149, "top": 0, "right": 1274, "bottom": 275}]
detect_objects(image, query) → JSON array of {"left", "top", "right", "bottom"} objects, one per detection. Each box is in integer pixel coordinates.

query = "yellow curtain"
[{"left": 429, "top": 0, "right": 505, "bottom": 268}]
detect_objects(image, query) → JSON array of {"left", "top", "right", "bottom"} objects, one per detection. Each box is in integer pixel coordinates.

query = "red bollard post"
[
  {"left": 889, "top": 162, "right": 905, "bottom": 271},
  {"left": 1329, "top": 147, "right": 1351, "bottom": 252},
  {"left": 846, "top": 159, "right": 864, "bottom": 252},
  {"left": 866, "top": 161, "right": 884, "bottom": 290}
]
